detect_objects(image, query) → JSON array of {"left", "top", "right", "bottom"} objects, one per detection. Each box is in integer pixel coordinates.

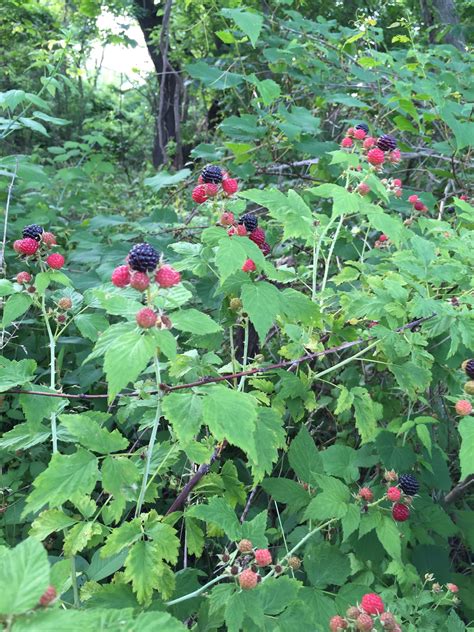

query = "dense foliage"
[{"left": 0, "top": 1, "right": 473, "bottom": 630}]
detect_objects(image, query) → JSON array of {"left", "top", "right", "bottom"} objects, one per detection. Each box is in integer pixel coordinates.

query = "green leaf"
[
  {"left": 101, "top": 456, "right": 140, "bottom": 499},
  {"left": 145, "top": 520, "right": 180, "bottom": 564},
  {"left": 341, "top": 504, "right": 361, "bottom": 541},
  {"left": 74, "top": 313, "right": 109, "bottom": 341},
  {"left": 186, "top": 61, "right": 244, "bottom": 90},
  {"left": 202, "top": 386, "right": 258, "bottom": 459},
  {"left": 0, "top": 279, "right": 14, "bottom": 296},
  {"left": 0, "top": 357, "right": 36, "bottom": 392},
  {"left": 459, "top": 417, "right": 474, "bottom": 479},
  {"left": 86, "top": 549, "right": 129, "bottom": 582},
  {"left": 376, "top": 514, "right": 402, "bottom": 560},
  {"left": 248, "top": 408, "right": 286, "bottom": 481},
  {"left": 101, "top": 519, "right": 142, "bottom": 557},
  {"left": 144, "top": 169, "right": 191, "bottom": 192},
  {"left": 187, "top": 497, "right": 241, "bottom": 540},
  {"left": 321, "top": 445, "right": 361, "bottom": 483},
  {"left": 185, "top": 517, "right": 204, "bottom": 557},
  {"left": 63, "top": 521, "right": 102, "bottom": 557},
  {"left": 2, "top": 293, "right": 32, "bottom": 327},
  {"left": 153, "top": 329, "right": 177, "bottom": 360},
  {"left": 304, "top": 541, "right": 351, "bottom": 588},
  {"left": 241, "top": 282, "right": 281, "bottom": 342},
  {"left": 60, "top": 413, "right": 128, "bottom": 454},
  {"left": 215, "top": 237, "right": 248, "bottom": 281},
  {"left": 261, "top": 478, "right": 309, "bottom": 513},
  {"left": 20, "top": 386, "right": 68, "bottom": 426},
  {"left": 240, "top": 510, "right": 268, "bottom": 548},
  {"left": 24, "top": 449, "right": 99, "bottom": 516},
  {"left": 162, "top": 392, "right": 203, "bottom": 445},
  {"left": 309, "top": 184, "right": 360, "bottom": 216},
  {"left": 258, "top": 576, "right": 300, "bottom": 614},
  {"left": 304, "top": 475, "right": 350, "bottom": 520},
  {"left": 29, "top": 509, "right": 78, "bottom": 541},
  {"left": 19, "top": 116, "right": 49, "bottom": 136},
  {"left": 171, "top": 309, "right": 221, "bottom": 334},
  {"left": 0, "top": 538, "right": 49, "bottom": 615},
  {"left": 288, "top": 426, "right": 323, "bottom": 485},
  {"left": 124, "top": 541, "right": 175, "bottom": 605},
  {"left": 352, "top": 387, "right": 383, "bottom": 443},
  {"left": 104, "top": 331, "right": 156, "bottom": 400},
  {"left": 221, "top": 8, "right": 264, "bottom": 47}
]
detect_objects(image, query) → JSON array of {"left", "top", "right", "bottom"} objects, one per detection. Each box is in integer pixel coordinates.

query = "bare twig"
[
  {"left": 444, "top": 475, "right": 474, "bottom": 504},
  {"left": 0, "top": 159, "right": 18, "bottom": 274}
]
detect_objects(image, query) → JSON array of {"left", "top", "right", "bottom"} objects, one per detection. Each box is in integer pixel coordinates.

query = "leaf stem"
[
  {"left": 319, "top": 213, "right": 344, "bottom": 305},
  {"left": 71, "top": 555, "right": 80, "bottom": 607},
  {"left": 41, "top": 295, "right": 58, "bottom": 454},
  {"left": 135, "top": 352, "right": 162, "bottom": 517},
  {"left": 165, "top": 574, "right": 225, "bottom": 606}
]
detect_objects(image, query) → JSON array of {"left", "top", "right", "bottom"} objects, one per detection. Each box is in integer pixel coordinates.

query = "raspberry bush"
[{"left": 0, "top": 4, "right": 473, "bottom": 632}]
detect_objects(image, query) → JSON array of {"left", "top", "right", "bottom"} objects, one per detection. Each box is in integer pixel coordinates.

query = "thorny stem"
[
  {"left": 41, "top": 295, "right": 58, "bottom": 454},
  {"left": 135, "top": 353, "right": 162, "bottom": 517}
]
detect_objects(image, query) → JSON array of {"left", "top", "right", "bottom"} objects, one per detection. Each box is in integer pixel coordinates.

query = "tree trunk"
[
  {"left": 422, "top": 0, "right": 465, "bottom": 50},
  {"left": 134, "top": 0, "right": 183, "bottom": 168}
]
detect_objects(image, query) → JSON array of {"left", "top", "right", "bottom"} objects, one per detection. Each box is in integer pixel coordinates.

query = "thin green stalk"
[
  {"left": 237, "top": 318, "right": 249, "bottom": 392},
  {"left": 312, "top": 216, "right": 336, "bottom": 302},
  {"left": 319, "top": 213, "right": 344, "bottom": 305},
  {"left": 41, "top": 296, "right": 58, "bottom": 454},
  {"left": 312, "top": 339, "right": 379, "bottom": 382},
  {"left": 70, "top": 556, "right": 80, "bottom": 607},
  {"left": 135, "top": 353, "right": 162, "bottom": 517},
  {"left": 165, "top": 574, "right": 224, "bottom": 606}
]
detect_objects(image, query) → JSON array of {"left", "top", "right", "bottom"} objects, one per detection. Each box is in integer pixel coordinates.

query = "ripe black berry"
[
  {"left": 22, "top": 224, "right": 44, "bottom": 241},
  {"left": 128, "top": 243, "right": 160, "bottom": 272},
  {"left": 463, "top": 359, "right": 474, "bottom": 379},
  {"left": 377, "top": 134, "right": 397, "bottom": 152},
  {"left": 398, "top": 474, "right": 419, "bottom": 496},
  {"left": 201, "top": 164, "right": 223, "bottom": 184},
  {"left": 238, "top": 213, "right": 258, "bottom": 232},
  {"left": 355, "top": 123, "right": 369, "bottom": 134}
]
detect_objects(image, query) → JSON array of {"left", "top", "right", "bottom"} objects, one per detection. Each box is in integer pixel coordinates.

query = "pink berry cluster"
[
  {"left": 341, "top": 124, "right": 401, "bottom": 167},
  {"left": 219, "top": 212, "right": 270, "bottom": 272},
  {"left": 355, "top": 470, "right": 415, "bottom": 523},
  {"left": 374, "top": 233, "right": 389, "bottom": 249},
  {"left": 192, "top": 168, "right": 238, "bottom": 204},
  {"left": 329, "top": 593, "right": 403, "bottom": 631},
  {"left": 12, "top": 227, "right": 65, "bottom": 270},
  {"left": 407, "top": 194, "right": 428, "bottom": 214}
]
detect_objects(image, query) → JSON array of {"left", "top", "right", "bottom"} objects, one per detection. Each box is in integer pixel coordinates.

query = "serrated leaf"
[
  {"left": 248, "top": 408, "right": 286, "bottom": 481},
  {"left": 29, "top": 509, "right": 78, "bottom": 540},
  {"left": 20, "top": 386, "right": 68, "bottom": 426},
  {"left": 241, "top": 282, "right": 281, "bottom": 341},
  {"left": 288, "top": 426, "right": 323, "bottom": 485},
  {"left": 0, "top": 357, "right": 36, "bottom": 392},
  {"left": 0, "top": 538, "right": 49, "bottom": 615},
  {"left": 2, "top": 293, "right": 32, "bottom": 327},
  {"left": 185, "top": 517, "right": 204, "bottom": 557},
  {"left": 60, "top": 413, "right": 128, "bottom": 454},
  {"left": 171, "top": 309, "right": 221, "bottom": 334},
  {"left": 215, "top": 237, "right": 248, "bottom": 281},
  {"left": 352, "top": 387, "right": 383, "bottom": 443},
  {"left": 124, "top": 541, "right": 175, "bottom": 605},
  {"left": 459, "top": 417, "right": 474, "bottom": 479},
  {"left": 304, "top": 475, "right": 350, "bottom": 520},
  {"left": 376, "top": 514, "right": 402, "bottom": 560},
  {"left": 145, "top": 521, "right": 180, "bottom": 564},
  {"left": 221, "top": 8, "right": 263, "bottom": 47},
  {"left": 101, "top": 456, "right": 140, "bottom": 498},
  {"left": 162, "top": 392, "right": 203, "bottom": 445},
  {"left": 304, "top": 541, "right": 351, "bottom": 588},
  {"left": 101, "top": 519, "right": 142, "bottom": 557},
  {"left": 63, "top": 521, "right": 102, "bottom": 557},
  {"left": 104, "top": 331, "right": 156, "bottom": 400},
  {"left": 187, "top": 497, "right": 242, "bottom": 540},
  {"left": 24, "top": 449, "right": 99, "bottom": 516},
  {"left": 341, "top": 504, "right": 361, "bottom": 541}
]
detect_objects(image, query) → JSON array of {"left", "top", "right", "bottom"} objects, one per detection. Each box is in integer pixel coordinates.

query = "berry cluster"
[
  {"left": 341, "top": 124, "right": 400, "bottom": 167},
  {"left": 12, "top": 224, "right": 64, "bottom": 270},
  {"left": 220, "top": 211, "right": 271, "bottom": 271},
  {"left": 192, "top": 164, "right": 239, "bottom": 204},
  {"left": 374, "top": 233, "right": 389, "bottom": 249},
  {"left": 407, "top": 194, "right": 428, "bottom": 213},
  {"left": 455, "top": 359, "right": 474, "bottom": 414},
  {"left": 355, "top": 470, "right": 418, "bottom": 523},
  {"left": 329, "top": 593, "right": 403, "bottom": 631},
  {"left": 111, "top": 243, "right": 181, "bottom": 330}
]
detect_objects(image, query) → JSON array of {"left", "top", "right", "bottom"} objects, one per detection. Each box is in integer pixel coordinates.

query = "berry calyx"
[
  {"left": 329, "top": 615, "right": 348, "bottom": 631},
  {"left": 201, "top": 164, "right": 223, "bottom": 184},
  {"left": 392, "top": 503, "right": 410, "bottom": 522},
  {"left": 46, "top": 253, "right": 65, "bottom": 269},
  {"left": 356, "top": 613, "right": 374, "bottom": 631},
  {"left": 130, "top": 271, "right": 150, "bottom": 292},
  {"left": 359, "top": 487, "right": 373, "bottom": 502},
  {"left": 238, "top": 212, "right": 258, "bottom": 233},
  {"left": 287, "top": 555, "right": 301, "bottom": 570},
  {"left": 192, "top": 185, "right": 208, "bottom": 204},
  {"left": 387, "top": 487, "right": 401, "bottom": 502},
  {"left": 455, "top": 399, "right": 472, "bottom": 416},
  {"left": 58, "top": 297, "right": 72, "bottom": 310},
  {"left": 377, "top": 134, "right": 397, "bottom": 152},
  {"left": 239, "top": 568, "right": 258, "bottom": 590},
  {"left": 220, "top": 212, "right": 235, "bottom": 226},
  {"left": 384, "top": 469, "right": 398, "bottom": 482},
  {"left": 18, "top": 238, "right": 39, "bottom": 255},
  {"left": 39, "top": 585, "right": 57, "bottom": 607},
  {"left": 461, "top": 359, "right": 474, "bottom": 379},
  {"left": 238, "top": 539, "right": 253, "bottom": 553},
  {"left": 254, "top": 549, "right": 272, "bottom": 567},
  {"left": 22, "top": 224, "right": 43, "bottom": 241},
  {"left": 398, "top": 473, "right": 419, "bottom": 496},
  {"left": 346, "top": 606, "right": 361, "bottom": 619},
  {"left": 367, "top": 148, "right": 385, "bottom": 166},
  {"left": 354, "top": 128, "right": 366, "bottom": 140},
  {"left": 128, "top": 243, "right": 160, "bottom": 273},
  {"left": 249, "top": 227, "right": 266, "bottom": 246},
  {"left": 363, "top": 136, "right": 376, "bottom": 149},
  {"left": 155, "top": 265, "right": 181, "bottom": 288},
  {"left": 242, "top": 259, "right": 256, "bottom": 272},
  {"left": 357, "top": 182, "right": 370, "bottom": 196},
  {"left": 111, "top": 265, "right": 131, "bottom": 287},
  {"left": 136, "top": 308, "right": 157, "bottom": 329},
  {"left": 16, "top": 271, "right": 32, "bottom": 284},
  {"left": 222, "top": 178, "right": 238, "bottom": 195},
  {"left": 361, "top": 593, "right": 384, "bottom": 615},
  {"left": 341, "top": 137, "right": 353, "bottom": 148},
  {"left": 41, "top": 231, "right": 57, "bottom": 247}
]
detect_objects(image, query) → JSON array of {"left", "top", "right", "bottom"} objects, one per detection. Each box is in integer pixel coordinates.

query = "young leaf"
[
  {"left": 221, "top": 8, "right": 264, "bottom": 47},
  {"left": 171, "top": 309, "right": 222, "bottom": 334},
  {"left": 29, "top": 509, "right": 78, "bottom": 541},
  {"left": 60, "top": 413, "right": 128, "bottom": 454},
  {"left": 124, "top": 540, "right": 175, "bottom": 605},
  {"left": 162, "top": 392, "right": 203, "bottom": 445},
  {"left": 241, "top": 282, "right": 281, "bottom": 342},
  {"left": 288, "top": 426, "right": 323, "bottom": 485}
]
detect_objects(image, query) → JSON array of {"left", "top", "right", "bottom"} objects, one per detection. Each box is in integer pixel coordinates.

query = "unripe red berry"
[
  {"left": 363, "top": 136, "right": 376, "bottom": 149},
  {"left": 455, "top": 399, "right": 472, "bottom": 416},
  {"left": 460, "top": 194, "right": 468, "bottom": 201},
  {"left": 254, "top": 549, "right": 272, "bottom": 567},
  {"left": 361, "top": 593, "right": 384, "bottom": 615},
  {"left": 359, "top": 487, "right": 373, "bottom": 502},
  {"left": 394, "top": 188, "right": 402, "bottom": 198},
  {"left": 239, "top": 568, "right": 258, "bottom": 590},
  {"left": 379, "top": 234, "right": 388, "bottom": 242},
  {"left": 46, "top": 253, "right": 65, "bottom": 269},
  {"left": 41, "top": 231, "right": 57, "bottom": 247},
  {"left": 204, "top": 183, "right": 219, "bottom": 197},
  {"left": 220, "top": 212, "right": 235, "bottom": 226},
  {"left": 16, "top": 271, "right": 32, "bottom": 284},
  {"left": 356, "top": 613, "right": 374, "bottom": 631},
  {"left": 392, "top": 502, "right": 410, "bottom": 522},
  {"left": 354, "top": 128, "right": 366, "bottom": 140},
  {"left": 58, "top": 297, "right": 72, "bottom": 310},
  {"left": 236, "top": 224, "right": 247, "bottom": 236},
  {"left": 238, "top": 539, "right": 253, "bottom": 553},
  {"left": 346, "top": 127, "right": 356, "bottom": 136},
  {"left": 380, "top": 612, "right": 397, "bottom": 630},
  {"left": 111, "top": 265, "right": 131, "bottom": 287},
  {"left": 414, "top": 200, "right": 424, "bottom": 211},
  {"left": 13, "top": 240, "right": 24, "bottom": 253},
  {"left": 341, "top": 137, "right": 353, "bottom": 148},
  {"left": 18, "top": 238, "right": 39, "bottom": 255},
  {"left": 387, "top": 487, "right": 401, "bottom": 502},
  {"left": 367, "top": 148, "right": 385, "bottom": 166},
  {"left": 155, "top": 265, "right": 181, "bottom": 288},
  {"left": 130, "top": 271, "right": 150, "bottom": 292},
  {"left": 358, "top": 182, "right": 370, "bottom": 196},
  {"left": 136, "top": 307, "right": 157, "bottom": 329},
  {"left": 408, "top": 194, "right": 418, "bottom": 204},
  {"left": 287, "top": 555, "right": 301, "bottom": 570},
  {"left": 384, "top": 469, "right": 398, "bottom": 482},
  {"left": 242, "top": 259, "right": 256, "bottom": 272},
  {"left": 192, "top": 185, "right": 208, "bottom": 204},
  {"left": 346, "top": 606, "right": 361, "bottom": 619},
  {"left": 329, "top": 615, "right": 348, "bottom": 631},
  {"left": 446, "top": 583, "right": 459, "bottom": 593},
  {"left": 392, "top": 178, "right": 402, "bottom": 187},
  {"left": 39, "top": 585, "right": 57, "bottom": 607},
  {"left": 222, "top": 178, "right": 238, "bottom": 195},
  {"left": 249, "top": 227, "right": 266, "bottom": 246},
  {"left": 389, "top": 149, "right": 401, "bottom": 162}
]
